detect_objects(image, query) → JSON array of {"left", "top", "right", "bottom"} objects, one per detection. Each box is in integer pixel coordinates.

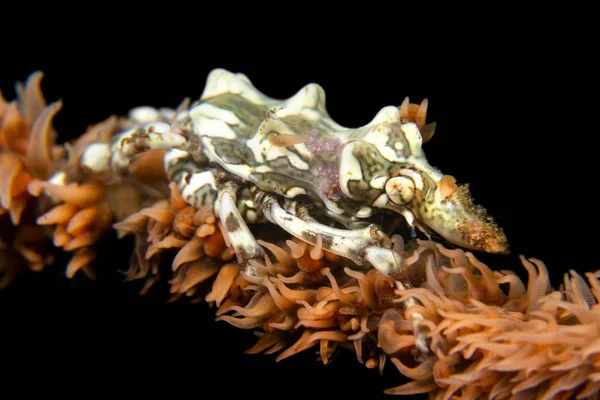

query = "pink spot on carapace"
[
  {"left": 306, "top": 129, "right": 343, "bottom": 156},
  {"left": 306, "top": 129, "right": 345, "bottom": 200},
  {"left": 314, "top": 163, "right": 341, "bottom": 199}
]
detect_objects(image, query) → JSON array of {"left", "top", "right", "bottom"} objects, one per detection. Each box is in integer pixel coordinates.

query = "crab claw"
[{"left": 416, "top": 178, "right": 509, "bottom": 254}]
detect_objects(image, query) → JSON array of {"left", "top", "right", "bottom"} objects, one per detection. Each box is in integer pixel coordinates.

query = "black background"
[{"left": 1, "top": 21, "right": 596, "bottom": 399}]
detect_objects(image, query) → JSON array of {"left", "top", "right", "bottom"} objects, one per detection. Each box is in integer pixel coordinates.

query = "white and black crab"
[{"left": 84, "top": 68, "right": 508, "bottom": 282}]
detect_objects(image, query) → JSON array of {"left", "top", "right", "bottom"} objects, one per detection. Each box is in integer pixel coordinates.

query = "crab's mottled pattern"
[{"left": 98, "top": 69, "right": 508, "bottom": 281}]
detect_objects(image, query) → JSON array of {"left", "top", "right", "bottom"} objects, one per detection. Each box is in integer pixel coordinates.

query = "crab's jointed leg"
[
  {"left": 258, "top": 194, "right": 402, "bottom": 276},
  {"left": 164, "top": 149, "right": 266, "bottom": 273},
  {"left": 216, "top": 181, "right": 265, "bottom": 272},
  {"left": 164, "top": 149, "right": 218, "bottom": 208},
  {"left": 111, "top": 122, "right": 188, "bottom": 171}
]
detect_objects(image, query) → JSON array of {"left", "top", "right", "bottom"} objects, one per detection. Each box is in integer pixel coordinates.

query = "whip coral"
[
  {"left": 1, "top": 71, "right": 598, "bottom": 400},
  {"left": 78, "top": 180, "right": 600, "bottom": 398},
  {"left": 0, "top": 72, "right": 63, "bottom": 286}
]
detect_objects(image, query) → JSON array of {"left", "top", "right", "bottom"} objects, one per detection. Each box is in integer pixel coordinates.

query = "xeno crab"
[{"left": 94, "top": 69, "right": 508, "bottom": 280}]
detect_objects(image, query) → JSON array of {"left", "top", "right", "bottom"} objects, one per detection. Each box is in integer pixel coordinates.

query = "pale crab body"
[
  {"left": 104, "top": 68, "right": 508, "bottom": 278},
  {"left": 191, "top": 70, "right": 437, "bottom": 219}
]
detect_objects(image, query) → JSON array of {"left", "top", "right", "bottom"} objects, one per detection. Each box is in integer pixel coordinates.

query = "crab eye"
[{"left": 385, "top": 176, "right": 415, "bottom": 205}]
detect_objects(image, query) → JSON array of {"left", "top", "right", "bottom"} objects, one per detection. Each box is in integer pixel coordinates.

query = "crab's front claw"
[{"left": 416, "top": 180, "right": 509, "bottom": 254}]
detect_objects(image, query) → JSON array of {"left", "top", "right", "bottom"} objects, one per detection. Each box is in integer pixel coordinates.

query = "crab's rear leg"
[
  {"left": 215, "top": 181, "right": 265, "bottom": 271},
  {"left": 259, "top": 195, "right": 402, "bottom": 275},
  {"left": 165, "top": 149, "right": 265, "bottom": 274}
]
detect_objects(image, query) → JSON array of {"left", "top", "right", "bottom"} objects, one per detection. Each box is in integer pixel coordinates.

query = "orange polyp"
[
  {"left": 26, "top": 178, "right": 43, "bottom": 197},
  {"left": 274, "top": 279, "right": 316, "bottom": 304},
  {"left": 262, "top": 277, "right": 295, "bottom": 312},
  {"left": 399, "top": 97, "right": 410, "bottom": 121},
  {"left": 37, "top": 203, "right": 79, "bottom": 225},
  {"left": 168, "top": 182, "right": 187, "bottom": 212},
  {"left": 35, "top": 181, "right": 104, "bottom": 208},
  {"left": 204, "top": 230, "right": 225, "bottom": 257},
  {"left": 324, "top": 251, "right": 340, "bottom": 263},
  {"left": 140, "top": 204, "right": 174, "bottom": 227},
  {"left": 172, "top": 236, "right": 205, "bottom": 271},
  {"left": 154, "top": 233, "right": 188, "bottom": 249},
  {"left": 128, "top": 148, "right": 168, "bottom": 184},
  {"left": 297, "top": 252, "right": 325, "bottom": 273},
  {"left": 147, "top": 220, "right": 166, "bottom": 243},
  {"left": 268, "top": 131, "right": 310, "bottom": 147},
  {"left": 173, "top": 212, "right": 196, "bottom": 238},
  {"left": 309, "top": 234, "right": 324, "bottom": 260},
  {"left": 144, "top": 243, "right": 161, "bottom": 261},
  {"left": 0, "top": 153, "right": 24, "bottom": 209},
  {"left": 286, "top": 239, "right": 305, "bottom": 259},
  {"left": 20, "top": 71, "right": 46, "bottom": 128},
  {"left": 196, "top": 223, "right": 216, "bottom": 238},
  {"left": 230, "top": 293, "right": 278, "bottom": 318},
  {"left": 66, "top": 247, "right": 96, "bottom": 278},
  {"left": 63, "top": 231, "right": 98, "bottom": 251},
  {"left": 439, "top": 175, "right": 457, "bottom": 199},
  {"left": 400, "top": 97, "right": 429, "bottom": 129},
  {"left": 7, "top": 196, "right": 28, "bottom": 224},
  {"left": 193, "top": 205, "right": 214, "bottom": 225},
  {"left": 10, "top": 169, "right": 32, "bottom": 200},
  {"left": 220, "top": 247, "right": 236, "bottom": 261},
  {"left": 322, "top": 268, "right": 357, "bottom": 305},
  {"left": 0, "top": 154, "right": 33, "bottom": 223},
  {"left": 275, "top": 330, "right": 315, "bottom": 362},
  {"left": 399, "top": 97, "right": 436, "bottom": 142},
  {"left": 257, "top": 240, "right": 294, "bottom": 271},
  {"left": 65, "top": 206, "right": 99, "bottom": 236},
  {"left": 179, "top": 258, "right": 220, "bottom": 293},
  {"left": 1, "top": 102, "right": 26, "bottom": 153},
  {"left": 415, "top": 99, "right": 428, "bottom": 128},
  {"left": 420, "top": 122, "right": 436, "bottom": 142},
  {"left": 0, "top": 89, "right": 7, "bottom": 117},
  {"left": 53, "top": 225, "right": 72, "bottom": 247},
  {"left": 24, "top": 101, "right": 61, "bottom": 180},
  {"left": 14, "top": 243, "right": 43, "bottom": 265},
  {"left": 113, "top": 212, "right": 150, "bottom": 236},
  {"left": 205, "top": 263, "right": 240, "bottom": 306}
]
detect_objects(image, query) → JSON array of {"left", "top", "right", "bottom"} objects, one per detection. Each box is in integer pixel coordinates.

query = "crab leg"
[
  {"left": 111, "top": 122, "right": 187, "bottom": 170},
  {"left": 216, "top": 181, "right": 265, "bottom": 273},
  {"left": 300, "top": 203, "right": 406, "bottom": 276},
  {"left": 164, "top": 150, "right": 265, "bottom": 273},
  {"left": 164, "top": 149, "right": 218, "bottom": 208},
  {"left": 259, "top": 194, "right": 403, "bottom": 275}
]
